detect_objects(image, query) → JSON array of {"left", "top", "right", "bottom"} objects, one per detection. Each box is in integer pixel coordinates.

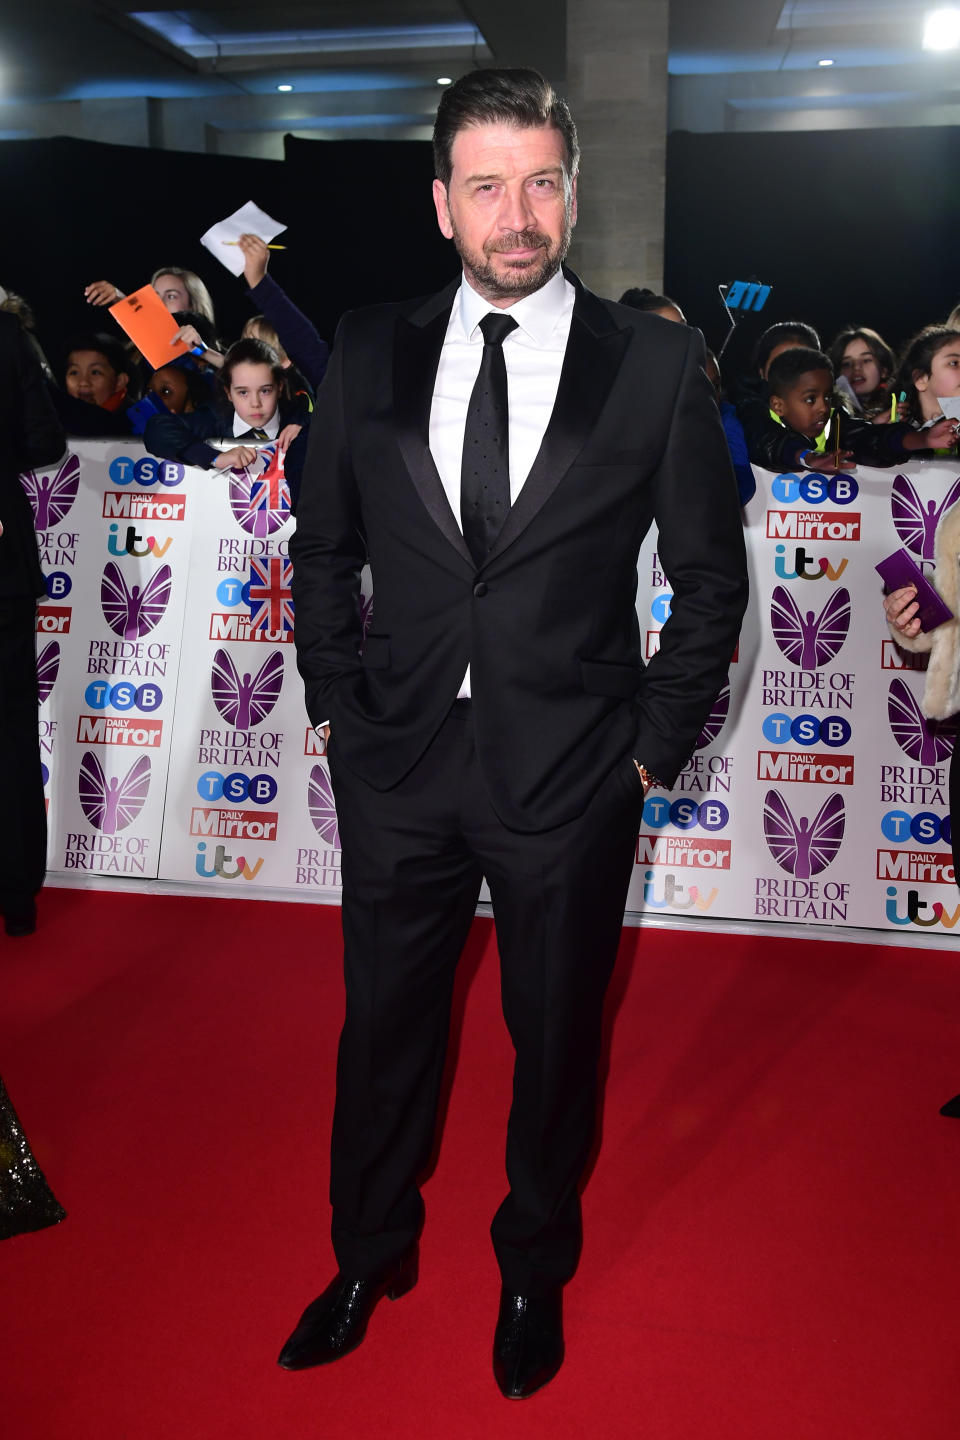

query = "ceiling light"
[
  {"left": 277, "top": 83, "right": 293, "bottom": 92},
  {"left": 817, "top": 58, "right": 834, "bottom": 67},
  {"left": 924, "top": 7, "right": 960, "bottom": 50},
  {"left": 437, "top": 76, "right": 453, "bottom": 85}
]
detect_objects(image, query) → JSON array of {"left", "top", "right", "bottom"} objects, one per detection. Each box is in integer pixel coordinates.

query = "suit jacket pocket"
[
  {"left": 360, "top": 634, "right": 390, "bottom": 669},
  {"left": 580, "top": 657, "right": 642, "bottom": 699}
]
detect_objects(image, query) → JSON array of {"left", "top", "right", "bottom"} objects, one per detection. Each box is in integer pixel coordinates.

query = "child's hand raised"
[
  {"left": 278, "top": 423, "right": 302, "bottom": 452},
  {"left": 925, "top": 417, "right": 959, "bottom": 449},
  {"left": 214, "top": 445, "right": 258, "bottom": 471},
  {"left": 238, "top": 234, "right": 270, "bottom": 288},
  {"left": 85, "top": 280, "right": 122, "bottom": 306}
]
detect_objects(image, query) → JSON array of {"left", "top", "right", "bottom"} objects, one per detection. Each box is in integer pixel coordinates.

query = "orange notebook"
[{"left": 109, "top": 285, "right": 191, "bottom": 369}]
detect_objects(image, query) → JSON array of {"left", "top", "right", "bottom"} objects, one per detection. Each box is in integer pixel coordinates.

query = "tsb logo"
[
  {"left": 762, "top": 714, "right": 852, "bottom": 747},
  {"left": 880, "top": 810, "right": 952, "bottom": 846},
  {"left": 641, "top": 796, "right": 729, "bottom": 831},
  {"left": 109, "top": 455, "right": 185, "bottom": 488},
  {"left": 84, "top": 680, "right": 163, "bottom": 713},
  {"left": 196, "top": 770, "right": 278, "bottom": 805},
  {"left": 771, "top": 474, "right": 859, "bottom": 505}
]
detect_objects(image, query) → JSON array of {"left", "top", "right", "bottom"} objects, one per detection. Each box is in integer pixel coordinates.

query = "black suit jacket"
[
  {"left": 290, "top": 271, "right": 748, "bottom": 833},
  {"left": 0, "top": 313, "right": 66, "bottom": 600}
]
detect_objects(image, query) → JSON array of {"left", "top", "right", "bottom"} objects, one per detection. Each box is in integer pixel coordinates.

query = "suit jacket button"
[{"left": 473, "top": 581, "right": 488, "bottom": 598}]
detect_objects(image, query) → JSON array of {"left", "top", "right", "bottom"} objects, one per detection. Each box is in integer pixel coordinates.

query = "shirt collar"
[
  {"left": 458, "top": 267, "right": 572, "bottom": 347},
  {"left": 233, "top": 408, "right": 280, "bottom": 440}
]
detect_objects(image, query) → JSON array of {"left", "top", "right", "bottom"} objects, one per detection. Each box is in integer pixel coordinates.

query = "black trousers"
[
  {"left": 0, "top": 598, "right": 46, "bottom": 912},
  {"left": 327, "top": 703, "right": 645, "bottom": 1294}
]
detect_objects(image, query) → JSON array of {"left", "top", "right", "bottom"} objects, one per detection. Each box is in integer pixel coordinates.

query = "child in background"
[
  {"left": 619, "top": 287, "right": 686, "bottom": 324},
  {"left": 705, "top": 348, "right": 755, "bottom": 506},
  {"left": 896, "top": 327, "right": 960, "bottom": 445},
  {"left": 828, "top": 326, "right": 897, "bottom": 422},
  {"left": 731, "top": 320, "right": 822, "bottom": 459},
  {"left": 754, "top": 348, "right": 956, "bottom": 473},
  {"left": 144, "top": 336, "right": 309, "bottom": 473},
  {"left": 237, "top": 233, "right": 330, "bottom": 390},
  {"left": 51, "top": 332, "right": 137, "bottom": 437}
]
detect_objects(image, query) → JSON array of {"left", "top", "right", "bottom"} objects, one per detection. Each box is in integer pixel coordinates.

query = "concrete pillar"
[{"left": 565, "top": 0, "right": 669, "bottom": 302}]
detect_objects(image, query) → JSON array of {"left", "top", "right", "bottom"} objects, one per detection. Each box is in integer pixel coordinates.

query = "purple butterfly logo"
[
  {"left": 101, "top": 562, "right": 172, "bottom": 640},
  {"left": 20, "top": 454, "right": 80, "bottom": 528},
  {"left": 227, "top": 449, "right": 291, "bottom": 538},
  {"left": 210, "top": 648, "right": 283, "bottom": 728},
  {"left": 307, "top": 763, "right": 340, "bottom": 848},
  {"left": 36, "top": 641, "right": 60, "bottom": 704},
  {"left": 78, "top": 752, "right": 151, "bottom": 834},
  {"left": 771, "top": 585, "right": 850, "bottom": 669},
  {"left": 763, "top": 789, "right": 845, "bottom": 879},
  {"left": 887, "top": 677, "right": 957, "bottom": 765},
  {"left": 891, "top": 474, "right": 960, "bottom": 562},
  {"left": 695, "top": 683, "right": 730, "bottom": 750}
]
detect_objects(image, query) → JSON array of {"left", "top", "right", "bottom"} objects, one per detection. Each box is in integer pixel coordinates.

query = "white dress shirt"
[
  {"left": 429, "top": 268, "right": 575, "bottom": 697},
  {"left": 233, "top": 407, "right": 281, "bottom": 439}
]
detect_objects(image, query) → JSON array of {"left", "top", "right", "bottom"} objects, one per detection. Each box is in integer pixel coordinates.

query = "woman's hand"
[
  {"left": 884, "top": 584, "right": 921, "bottom": 640},
  {"left": 84, "top": 280, "right": 123, "bottom": 306},
  {"left": 277, "top": 423, "right": 302, "bottom": 452},
  {"left": 214, "top": 446, "right": 258, "bottom": 471},
  {"left": 238, "top": 234, "right": 270, "bottom": 288}
]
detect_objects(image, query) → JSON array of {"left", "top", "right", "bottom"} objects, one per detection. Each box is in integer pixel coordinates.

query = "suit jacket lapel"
[
  {"left": 487, "top": 278, "right": 631, "bottom": 564},
  {"left": 394, "top": 280, "right": 474, "bottom": 568}
]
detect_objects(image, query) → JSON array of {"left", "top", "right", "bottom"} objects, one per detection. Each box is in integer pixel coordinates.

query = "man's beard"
[{"left": 451, "top": 216, "right": 572, "bottom": 302}]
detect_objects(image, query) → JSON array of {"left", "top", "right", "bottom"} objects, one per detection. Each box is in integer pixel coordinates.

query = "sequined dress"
[{"left": 0, "top": 1075, "right": 65, "bottom": 1239}]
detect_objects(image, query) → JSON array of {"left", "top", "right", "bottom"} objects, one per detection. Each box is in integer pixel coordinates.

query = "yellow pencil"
[
  {"left": 223, "top": 241, "right": 287, "bottom": 249},
  {"left": 890, "top": 392, "right": 897, "bottom": 422}
]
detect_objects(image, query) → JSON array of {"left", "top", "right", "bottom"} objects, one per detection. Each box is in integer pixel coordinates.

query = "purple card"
[{"left": 876, "top": 548, "right": 954, "bottom": 632}]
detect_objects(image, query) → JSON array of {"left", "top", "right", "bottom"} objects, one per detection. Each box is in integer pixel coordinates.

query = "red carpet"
[{"left": 2, "top": 887, "right": 959, "bottom": 1439}]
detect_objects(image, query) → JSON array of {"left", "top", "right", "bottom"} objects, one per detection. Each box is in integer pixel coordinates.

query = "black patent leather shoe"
[
  {"left": 493, "top": 1287, "right": 564, "bottom": 1399},
  {"left": 277, "top": 1249, "right": 418, "bottom": 1370}
]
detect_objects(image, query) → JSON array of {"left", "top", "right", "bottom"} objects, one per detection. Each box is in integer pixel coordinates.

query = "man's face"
[{"left": 432, "top": 122, "right": 577, "bottom": 307}]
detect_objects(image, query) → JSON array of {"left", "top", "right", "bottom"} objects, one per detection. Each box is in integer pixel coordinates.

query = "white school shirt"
[
  {"left": 429, "top": 268, "right": 575, "bottom": 697},
  {"left": 233, "top": 408, "right": 281, "bottom": 439}
]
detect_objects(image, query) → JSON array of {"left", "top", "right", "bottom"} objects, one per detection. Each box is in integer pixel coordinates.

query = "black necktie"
[{"left": 461, "top": 312, "right": 518, "bottom": 567}]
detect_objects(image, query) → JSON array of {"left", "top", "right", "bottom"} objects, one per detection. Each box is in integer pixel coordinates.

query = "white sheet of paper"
[
  {"left": 200, "top": 201, "right": 287, "bottom": 277},
  {"left": 937, "top": 396, "right": 960, "bottom": 422}
]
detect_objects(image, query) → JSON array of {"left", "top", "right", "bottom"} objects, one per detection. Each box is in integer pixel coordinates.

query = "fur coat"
[{"left": 891, "top": 501, "right": 960, "bottom": 719}]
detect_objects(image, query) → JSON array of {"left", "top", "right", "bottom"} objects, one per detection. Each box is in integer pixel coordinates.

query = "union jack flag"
[
  {"left": 247, "top": 556, "right": 294, "bottom": 633},
  {"left": 253, "top": 446, "right": 290, "bottom": 514}
]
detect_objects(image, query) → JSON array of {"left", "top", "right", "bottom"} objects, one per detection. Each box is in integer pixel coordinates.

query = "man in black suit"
[
  {"left": 284, "top": 69, "right": 748, "bottom": 1397},
  {"left": 0, "top": 311, "right": 66, "bottom": 938}
]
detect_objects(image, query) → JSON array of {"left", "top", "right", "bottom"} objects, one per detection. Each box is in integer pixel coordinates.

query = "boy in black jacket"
[{"left": 744, "top": 348, "right": 956, "bottom": 473}]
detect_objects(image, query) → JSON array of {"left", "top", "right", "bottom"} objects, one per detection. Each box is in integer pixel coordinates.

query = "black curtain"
[
  {"left": 2, "top": 126, "right": 958, "bottom": 384},
  {"left": 664, "top": 126, "right": 960, "bottom": 375}
]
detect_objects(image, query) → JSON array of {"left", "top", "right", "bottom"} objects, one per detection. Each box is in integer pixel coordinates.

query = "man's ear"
[
  {"left": 570, "top": 173, "right": 578, "bottom": 229},
  {"left": 769, "top": 394, "right": 787, "bottom": 418},
  {"left": 432, "top": 179, "right": 454, "bottom": 240}
]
